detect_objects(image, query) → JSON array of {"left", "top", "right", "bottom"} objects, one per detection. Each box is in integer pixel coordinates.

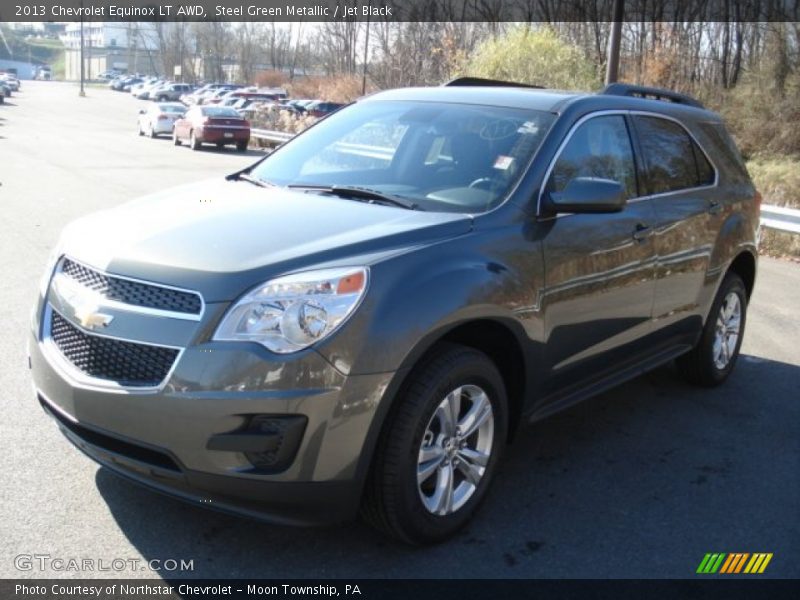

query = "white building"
[
  {"left": 5, "top": 22, "right": 47, "bottom": 33},
  {"left": 61, "top": 22, "right": 159, "bottom": 51},
  {"left": 61, "top": 23, "right": 164, "bottom": 80}
]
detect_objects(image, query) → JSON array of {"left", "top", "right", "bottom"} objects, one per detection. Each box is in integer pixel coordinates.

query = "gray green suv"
[{"left": 30, "top": 80, "right": 759, "bottom": 544}]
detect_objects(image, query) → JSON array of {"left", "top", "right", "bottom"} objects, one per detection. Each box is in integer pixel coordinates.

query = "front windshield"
[{"left": 251, "top": 100, "right": 555, "bottom": 213}]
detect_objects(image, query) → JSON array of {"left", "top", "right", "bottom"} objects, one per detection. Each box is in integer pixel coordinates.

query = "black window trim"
[{"left": 536, "top": 109, "right": 719, "bottom": 218}]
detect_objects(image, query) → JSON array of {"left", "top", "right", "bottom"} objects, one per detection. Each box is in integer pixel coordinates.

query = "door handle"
[
  {"left": 632, "top": 223, "right": 651, "bottom": 242},
  {"left": 708, "top": 199, "right": 723, "bottom": 215}
]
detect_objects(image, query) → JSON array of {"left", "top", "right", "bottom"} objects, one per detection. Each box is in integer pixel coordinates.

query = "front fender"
[{"left": 315, "top": 229, "right": 538, "bottom": 376}]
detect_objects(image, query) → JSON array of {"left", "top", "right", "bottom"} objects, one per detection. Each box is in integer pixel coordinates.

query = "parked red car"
[{"left": 172, "top": 106, "right": 250, "bottom": 151}]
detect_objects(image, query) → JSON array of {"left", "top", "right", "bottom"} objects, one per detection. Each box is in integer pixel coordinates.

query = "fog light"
[{"left": 207, "top": 415, "right": 307, "bottom": 473}]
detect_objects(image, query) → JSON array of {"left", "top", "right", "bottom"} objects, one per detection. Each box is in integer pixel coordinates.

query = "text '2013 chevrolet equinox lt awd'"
[{"left": 30, "top": 79, "right": 759, "bottom": 544}]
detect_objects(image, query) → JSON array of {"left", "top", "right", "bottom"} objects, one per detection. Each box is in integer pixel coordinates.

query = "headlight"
[
  {"left": 213, "top": 267, "right": 369, "bottom": 353},
  {"left": 39, "top": 242, "right": 63, "bottom": 297}
]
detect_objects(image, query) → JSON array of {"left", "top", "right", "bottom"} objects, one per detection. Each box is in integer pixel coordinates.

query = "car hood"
[{"left": 59, "top": 178, "right": 473, "bottom": 302}]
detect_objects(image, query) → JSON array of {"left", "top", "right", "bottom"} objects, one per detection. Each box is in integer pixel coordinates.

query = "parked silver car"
[
  {"left": 137, "top": 102, "right": 186, "bottom": 137},
  {"left": 1, "top": 74, "right": 20, "bottom": 91},
  {"left": 151, "top": 83, "right": 193, "bottom": 102}
]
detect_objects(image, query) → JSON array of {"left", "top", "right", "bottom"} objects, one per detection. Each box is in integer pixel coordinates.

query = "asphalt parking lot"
[{"left": 0, "top": 81, "right": 798, "bottom": 579}]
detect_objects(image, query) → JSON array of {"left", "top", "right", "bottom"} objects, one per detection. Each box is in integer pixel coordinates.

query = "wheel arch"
[
  {"left": 353, "top": 317, "right": 532, "bottom": 499},
  {"left": 727, "top": 249, "right": 756, "bottom": 300}
]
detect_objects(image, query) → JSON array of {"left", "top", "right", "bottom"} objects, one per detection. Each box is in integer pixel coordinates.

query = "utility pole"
[
  {"left": 361, "top": 11, "right": 370, "bottom": 96},
  {"left": 179, "top": 23, "right": 185, "bottom": 83},
  {"left": 79, "top": 1, "right": 85, "bottom": 96},
  {"left": 605, "top": 0, "right": 624, "bottom": 85},
  {"left": 87, "top": 35, "right": 91, "bottom": 83},
  {"left": 127, "top": 22, "right": 132, "bottom": 74}
]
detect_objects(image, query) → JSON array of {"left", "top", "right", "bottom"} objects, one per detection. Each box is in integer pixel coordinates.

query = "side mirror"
[
  {"left": 137, "top": 108, "right": 146, "bottom": 115},
  {"left": 546, "top": 177, "right": 626, "bottom": 214}
]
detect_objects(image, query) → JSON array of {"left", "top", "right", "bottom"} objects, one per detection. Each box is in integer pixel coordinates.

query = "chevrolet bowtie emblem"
[
  {"left": 51, "top": 273, "right": 115, "bottom": 330},
  {"left": 74, "top": 307, "right": 114, "bottom": 330}
]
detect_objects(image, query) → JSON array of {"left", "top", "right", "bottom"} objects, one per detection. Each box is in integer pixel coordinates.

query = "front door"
[{"left": 538, "top": 113, "right": 657, "bottom": 396}]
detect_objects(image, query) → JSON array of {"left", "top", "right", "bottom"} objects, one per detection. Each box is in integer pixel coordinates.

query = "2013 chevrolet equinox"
[{"left": 30, "top": 79, "right": 759, "bottom": 544}]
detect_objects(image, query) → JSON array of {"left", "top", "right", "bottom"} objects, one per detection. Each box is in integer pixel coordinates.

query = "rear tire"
[
  {"left": 137, "top": 122, "right": 143, "bottom": 136},
  {"left": 172, "top": 129, "right": 181, "bottom": 145},
  {"left": 148, "top": 124, "right": 157, "bottom": 138},
  {"left": 190, "top": 131, "right": 201, "bottom": 150},
  {"left": 237, "top": 141, "right": 248, "bottom": 152},
  {"left": 361, "top": 343, "right": 507, "bottom": 544},
  {"left": 677, "top": 273, "right": 747, "bottom": 386}
]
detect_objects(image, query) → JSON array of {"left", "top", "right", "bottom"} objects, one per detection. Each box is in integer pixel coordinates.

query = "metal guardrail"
[
  {"left": 250, "top": 128, "right": 294, "bottom": 145},
  {"left": 246, "top": 131, "right": 800, "bottom": 237},
  {"left": 761, "top": 204, "right": 800, "bottom": 235}
]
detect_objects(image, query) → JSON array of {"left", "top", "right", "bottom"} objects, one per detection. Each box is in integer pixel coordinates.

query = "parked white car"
[
  {"left": 131, "top": 78, "right": 164, "bottom": 99},
  {"left": 137, "top": 102, "right": 186, "bottom": 137}
]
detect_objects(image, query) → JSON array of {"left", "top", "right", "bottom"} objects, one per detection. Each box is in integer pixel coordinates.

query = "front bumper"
[{"left": 29, "top": 328, "right": 395, "bottom": 525}]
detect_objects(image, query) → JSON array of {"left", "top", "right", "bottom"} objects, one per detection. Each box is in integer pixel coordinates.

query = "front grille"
[
  {"left": 50, "top": 311, "right": 179, "bottom": 387},
  {"left": 61, "top": 258, "right": 202, "bottom": 315}
]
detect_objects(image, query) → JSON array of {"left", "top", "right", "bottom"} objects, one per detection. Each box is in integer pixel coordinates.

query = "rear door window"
[{"left": 633, "top": 116, "right": 716, "bottom": 194}]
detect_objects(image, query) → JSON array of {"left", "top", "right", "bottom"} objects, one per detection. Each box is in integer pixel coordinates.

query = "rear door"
[
  {"left": 630, "top": 114, "right": 719, "bottom": 336},
  {"left": 539, "top": 113, "right": 658, "bottom": 395}
]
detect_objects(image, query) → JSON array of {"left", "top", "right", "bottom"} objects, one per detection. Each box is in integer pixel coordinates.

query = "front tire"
[
  {"left": 677, "top": 273, "right": 747, "bottom": 386},
  {"left": 362, "top": 343, "right": 507, "bottom": 544}
]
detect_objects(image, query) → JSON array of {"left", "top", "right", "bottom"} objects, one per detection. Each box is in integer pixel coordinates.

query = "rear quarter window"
[{"left": 696, "top": 121, "right": 752, "bottom": 186}]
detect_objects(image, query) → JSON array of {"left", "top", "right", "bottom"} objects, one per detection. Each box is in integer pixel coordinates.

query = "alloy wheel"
[
  {"left": 713, "top": 292, "right": 741, "bottom": 370},
  {"left": 417, "top": 384, "right": 494, "bottom": 516}
]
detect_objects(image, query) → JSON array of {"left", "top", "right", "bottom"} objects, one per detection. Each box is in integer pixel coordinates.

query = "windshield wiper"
[
  {"left": 235, "top": 173, "right": 272, "bottom": 188},
  {"left": 287, "top": 184, "right": 421, "bottom": 211}
]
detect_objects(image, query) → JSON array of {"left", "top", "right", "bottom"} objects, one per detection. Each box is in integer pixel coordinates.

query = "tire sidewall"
[
  {"left": 702, "top": 275, "right": 748, "bottom": 384},
  {"left": 392, "top": 351, "right": 508, "bottom": 543}
]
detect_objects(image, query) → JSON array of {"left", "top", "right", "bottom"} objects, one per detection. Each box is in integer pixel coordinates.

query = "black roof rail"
[
  {"left": 443, "top": 77, "right": 544, "bottom": 89},
  {"left": 601, "top": 83, "right": 704, "bottom": 109}
]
